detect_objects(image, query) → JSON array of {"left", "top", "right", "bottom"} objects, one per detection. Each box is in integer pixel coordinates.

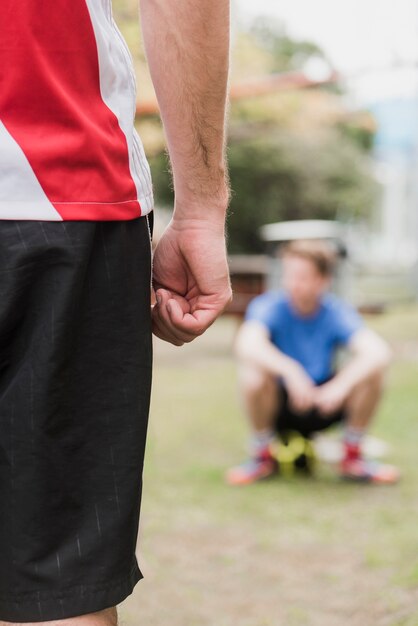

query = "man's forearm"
[
  {"left": 333, "top": 354, "right": 387, "bottom": 395},
  {"left": 139, "top": 0, "right": 230, "bottom": 220},
  {"left": 235, "top": 330, "right": 304, "bottom": 381},
  {"left": 332, "top": 332, "right": 392, "bottom": 395}
]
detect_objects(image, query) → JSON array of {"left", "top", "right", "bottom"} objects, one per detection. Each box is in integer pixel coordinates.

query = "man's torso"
[{"left": 0, "top": 0, "right": 153, "bottom": 221}]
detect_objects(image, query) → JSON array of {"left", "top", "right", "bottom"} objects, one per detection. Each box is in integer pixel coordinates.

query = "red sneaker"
[
  {"left": 225, "top": 447, "right": 279, "bottom": 486},
  {"left": 340, "top": 457, "right": 401, "bottom": 484}
]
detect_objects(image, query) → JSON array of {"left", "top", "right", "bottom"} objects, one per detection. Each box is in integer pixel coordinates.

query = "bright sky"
[{"left": 232, "top": 0, "right": 418, "bottom": 103}]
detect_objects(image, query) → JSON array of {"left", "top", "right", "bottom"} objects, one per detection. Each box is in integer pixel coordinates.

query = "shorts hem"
[
  {"left": 274, "top": 380, "right": 346, "bottom": 438},
  {"left": 0, "top": 559, "right": 143, "bottom": 622}
]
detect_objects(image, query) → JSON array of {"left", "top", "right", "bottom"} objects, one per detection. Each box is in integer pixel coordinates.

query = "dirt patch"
[{"left": 120, "top": 521, "right": 418, "bottom": 626}]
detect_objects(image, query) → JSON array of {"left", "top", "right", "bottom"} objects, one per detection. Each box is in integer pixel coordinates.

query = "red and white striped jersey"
[{"left": 0, "top": 0, "right": 154, "bottom": 221}]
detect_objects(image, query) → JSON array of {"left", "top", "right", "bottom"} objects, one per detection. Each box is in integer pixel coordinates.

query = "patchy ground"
[{"left": 119, "top": 307, "right": 418, "bottom": 626}]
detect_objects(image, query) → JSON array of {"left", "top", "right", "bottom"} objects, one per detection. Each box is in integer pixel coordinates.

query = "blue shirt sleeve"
[
  {"left": 244, "top": 293, "right": 281, "bottom": 338},
  {"left": 329, "top": 297, "right": 364, "bottom": 346}
]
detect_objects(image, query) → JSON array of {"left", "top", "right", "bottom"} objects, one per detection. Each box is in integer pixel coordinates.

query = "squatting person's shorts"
[
  {"left": 0, "top": 213, "right": 153, "bottom": 622},
  {"left": 273, "top": 378, "right": 346, "bottom": 439}
]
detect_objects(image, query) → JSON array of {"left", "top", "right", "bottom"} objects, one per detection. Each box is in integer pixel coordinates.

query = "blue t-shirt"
[{"left": 244, "top": 290, "right": 363, "bottom": 384}]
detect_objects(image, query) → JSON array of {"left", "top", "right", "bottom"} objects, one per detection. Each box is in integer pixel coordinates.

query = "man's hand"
[
  {"left": 283, "top": 364, "right": 316, "bottom": 414},
  {"left": 313, "top": 378, "right": 349, "bottom": 415},
  {"left": 140, "top": 0, "right": 231, "bottom": 346},
  {"left": 151, "top": 216, "right": 232, "bottom": 346}
]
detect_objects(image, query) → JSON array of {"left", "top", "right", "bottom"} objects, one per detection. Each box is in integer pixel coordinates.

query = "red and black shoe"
[
  {"left": 225, "top": 446, "right": 279, "bottom": 486},
  {"left": 340, "top": 444, "right": 400, "bottom": 484}
]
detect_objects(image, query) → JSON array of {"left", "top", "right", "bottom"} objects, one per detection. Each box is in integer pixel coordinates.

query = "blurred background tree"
[
  {"left": 113, "top": 0, "right": 379, "bottom": 254},
  {"left": 248, "top": 15, "right": 326, "bottom": 73}
]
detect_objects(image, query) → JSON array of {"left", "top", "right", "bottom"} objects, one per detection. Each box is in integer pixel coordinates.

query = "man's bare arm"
[
  {"left": 139, "top": 0, "right": 232, "bottom": 345},
  {"left": 313, "top": 327, "right": 392, "bottom": 414},
  {"left": 139, "top": 0, "right": 230, "bottom": 220},
  {"left": 331, "top": 327, "right": 392, "bottom": 394},
  {"left": 234, "top": 321, "right": 298, "bottom": 377},
  {"left": 234, "top": 320, "right": 316, "bottom": 412}
]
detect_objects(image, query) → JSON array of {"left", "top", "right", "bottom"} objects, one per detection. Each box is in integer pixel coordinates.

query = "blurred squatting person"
[
  {"left": 226, "top": 240, "right": 400, "bottom": 487},
  {"left": 0, "top": 1, "right": 231, "bottom": 624}
]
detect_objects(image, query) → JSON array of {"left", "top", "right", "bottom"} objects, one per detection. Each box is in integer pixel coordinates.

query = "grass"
[{"left": 120, "top": 305, "right": 418, "bottom": 626}]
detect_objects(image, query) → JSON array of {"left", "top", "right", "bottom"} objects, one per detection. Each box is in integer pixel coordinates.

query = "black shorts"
[
  {"left": 273, "top": 378, "right": 346, "bottom": 439},
  {"left": 0, "top": 213, "right": 153, "bottom": 621}
]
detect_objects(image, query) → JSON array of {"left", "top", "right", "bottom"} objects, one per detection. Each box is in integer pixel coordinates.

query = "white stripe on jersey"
[
  {"left": 0, "top": 122, "right": 63, "bottom": 220},
  {"left": 84, "top": 0, "right": 154, "bottom": 216}
]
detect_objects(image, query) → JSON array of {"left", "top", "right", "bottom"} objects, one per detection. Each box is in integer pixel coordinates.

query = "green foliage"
[
  {"left": 337, "top": 119, "right": 376, "bottom": 152},
  {"left": 149, "top": 150, "right": 174, "bottom": 205},
  {"left": 149, "top": 130, "right": 379, "bottom": 254},
  {"left": 225, "top": 130, "right": 378, "bottom": 253},
  {"left": 249, "top": 16, "right": 327, "bottom": 73},
  {"left": 138, "top": 11, "right": 379, "bottom": 255}
]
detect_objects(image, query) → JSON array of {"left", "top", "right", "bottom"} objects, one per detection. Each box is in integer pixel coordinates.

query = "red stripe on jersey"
[{"left": 0, "top": 0, "right": 141, "bottom": 219}]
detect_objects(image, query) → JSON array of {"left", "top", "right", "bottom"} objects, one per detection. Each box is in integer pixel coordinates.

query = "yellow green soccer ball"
[{"left": 269, "top": 430, "right": 316, "bottom": 477}]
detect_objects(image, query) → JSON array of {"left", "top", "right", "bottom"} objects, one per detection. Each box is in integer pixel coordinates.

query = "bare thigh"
[
  {"left": 0, "top": 606, "right": 118, "bottom": 626},
  {"left": 237, "top": 363, "right": 282, "bottom": 429}
]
